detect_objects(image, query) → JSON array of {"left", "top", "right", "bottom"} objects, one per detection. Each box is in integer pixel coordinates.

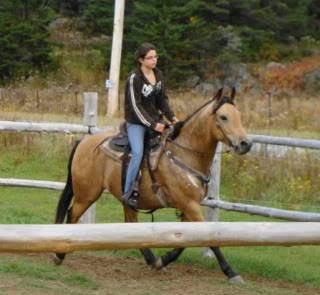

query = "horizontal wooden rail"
[
  {"left": 1, "top": 178, "right": 319, "bottom": 222},
  {"left": 0, "top": 120, "right": 115, "bottom": 134},
  {"left": 0, "top": 121, "right": 89, "bottom": 134},
  {"left": 202, "top": 199, "right": 320, "bottom": 222},
  {"left": 0, "top": 178, "right": 109, "bottom": 194},
  {"left": 1, "top": 121, "right": 319, "bottom": 149},
  {"left": 0, "top": 178, "right": 65, "bottom": 190},
  {"left": 249, "top": 134, "right": 320, "bottom": 150},
  {"left": 0, "top": 222, "right": 319, "bottom": 253}
]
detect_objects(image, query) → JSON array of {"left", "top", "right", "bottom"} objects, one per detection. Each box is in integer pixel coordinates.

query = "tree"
[
  {"left": 59, "top": 0, "right": 90, "bottom": 16},
  {"left": 123, "top": 0, "right": 208, "bottom": 85},
  {"left": 308, "top": 0, "right": 320, "bottom": 39},
  {"left": 83, "top": 0, "right": 115, "bottom": 35},
  {"left": 0, "top": 1, "right": 57, "bottom": 83},
  {"left": 0, "top": 0, "right": 60, "bottom": 20}
]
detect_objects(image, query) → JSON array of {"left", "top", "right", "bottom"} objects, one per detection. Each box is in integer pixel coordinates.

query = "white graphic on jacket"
[{"left": 142, "top": 81, "right": 162, "bottom": 97}]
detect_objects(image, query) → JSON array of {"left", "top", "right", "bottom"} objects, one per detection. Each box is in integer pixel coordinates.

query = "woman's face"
[{"left": 139, "top": 50, "right": 158, "bottom": 69}]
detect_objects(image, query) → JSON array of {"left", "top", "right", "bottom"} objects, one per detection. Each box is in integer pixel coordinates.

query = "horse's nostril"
[
  {"left": 240, "top": 140, "right": 248, "bottom": 147},
  {"left": 239, "top": 140, "right": 252, "bottom": 153}
]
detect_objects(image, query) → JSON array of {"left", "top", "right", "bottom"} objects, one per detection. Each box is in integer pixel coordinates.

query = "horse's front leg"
[
  {"left": 183, "top": 202, "right": 244, "bottom": 283},
  {"left": 210, "top": 247, "right": 244, "bottom": 283},
  {"left": 156, "top": 202, "right": 244, "bottom": 283}
]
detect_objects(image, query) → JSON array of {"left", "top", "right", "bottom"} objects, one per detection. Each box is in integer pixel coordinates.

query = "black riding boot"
[{"left": 122, "top": 181, "right": 140, "bottom": 210}]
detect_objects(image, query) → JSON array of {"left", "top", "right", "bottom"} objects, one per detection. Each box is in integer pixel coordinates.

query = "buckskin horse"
[{"left": 53, "top": 88, "right": 252, "bottom": 283}]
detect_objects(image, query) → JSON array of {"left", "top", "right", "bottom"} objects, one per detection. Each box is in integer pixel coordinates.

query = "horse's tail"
[{"left": 55, "top": 140, "right": 81, "bottom": 224}]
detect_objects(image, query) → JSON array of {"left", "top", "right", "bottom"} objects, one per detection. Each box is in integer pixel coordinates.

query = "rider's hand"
[
  {"left": 171, "top": 117, "right": 179, "bottom": 125},
  {"left": 154, "top": 123, "right": 165, "bottom": 133}
]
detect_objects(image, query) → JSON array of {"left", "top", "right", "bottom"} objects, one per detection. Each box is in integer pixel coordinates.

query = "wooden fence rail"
[
  {"left": 0, "top": 179, "right": 65, "bottom": 191},
  {"left": 0, "top": 222, "right": 320, "bottom": 253},
  {"left": 202, "top": 199, "right": 320, "bottom": 222},
  {"left": 0, "top": 121, "right": 89, "bottom": 134},
  {"left": 2, "top": 178, "right": 320, "bottom": 222},
  {"left": 250, "top": 134, "right": 320, "bottom": 150},
  {"left": 0, "top": 120, "right": 114, "bottom": 135}
]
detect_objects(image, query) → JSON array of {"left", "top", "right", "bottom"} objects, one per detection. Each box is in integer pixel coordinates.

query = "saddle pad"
[
  {"left": 99, "top": 136, "right": 129, "bottom": 162},
  {"left": 99, "top": 136, "right": 164, "bottom": 171}
]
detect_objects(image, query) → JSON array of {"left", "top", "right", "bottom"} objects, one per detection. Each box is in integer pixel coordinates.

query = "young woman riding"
[{"left": 123, "top": 42, "right": 178, "bottom": 209}]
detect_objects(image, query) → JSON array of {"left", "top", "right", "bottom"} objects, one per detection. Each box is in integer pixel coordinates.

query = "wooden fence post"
[
  {"left": 83, "top": 92, "right": 98, "bottom": 127},
  {"left": 203, "top": 143, "right": 222, "bottom": 258},
  {"left": 80, "top": 92, "right": 98, "bottom": 223}
]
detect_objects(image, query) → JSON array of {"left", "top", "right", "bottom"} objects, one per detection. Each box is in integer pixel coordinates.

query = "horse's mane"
[
  {"left": 169, "top": 95, "right": 235, "bottom": 140},
  {"left": 169, "top": 98, "right": 214, "bottom": 140}
]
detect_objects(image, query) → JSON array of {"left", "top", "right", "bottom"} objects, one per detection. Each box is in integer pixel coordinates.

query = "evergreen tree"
[
  {"left": 0, "top": 0, "right": 57, "bottom": 83},
  {"left": 123, "top": 0, "right": 208, "bottom": 85},
  {"left": 59, "top": 0, "right": 90, "bottom": 16},
  {"left": 195, "top": 0, "right": 277, "bottom": 62},
  {"left": 83, "top": 0, "right": 115, "bottom": 35},
  {"left": 309, "top": 0, "right": 320, "bottom": 38}
]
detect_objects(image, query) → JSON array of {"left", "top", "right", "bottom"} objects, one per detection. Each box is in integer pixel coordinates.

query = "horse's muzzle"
[{"left": 234, "top": 138, "right": 252, "bottom": 155}]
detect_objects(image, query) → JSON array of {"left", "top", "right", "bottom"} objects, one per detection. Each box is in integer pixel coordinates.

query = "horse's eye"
[{"left": 220, "top": 115, "right": 228, "bottom": 121}]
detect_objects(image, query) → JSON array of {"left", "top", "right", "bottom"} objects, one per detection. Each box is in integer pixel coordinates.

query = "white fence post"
[
  {"left": 80, "top": 92, "right": 98, "bottom": 223},
  {"left": 203, "top": 143, "right": 222, "bottom": 258}
]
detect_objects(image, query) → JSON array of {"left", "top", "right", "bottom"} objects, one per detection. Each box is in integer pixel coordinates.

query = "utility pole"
[{"left": 106, "top": 0, "right": 125, "bottom": 117}]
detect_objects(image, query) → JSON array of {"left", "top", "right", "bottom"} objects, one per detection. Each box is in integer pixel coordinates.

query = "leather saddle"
[
  {"left": 109, "top": 122, "right": 131, "bottom": 152},
  {"left": 98, "top": 121, "right": 172, "bottom": 208},
  {"left": 109, "top": 121, "right": 162, "bottom": 153}
]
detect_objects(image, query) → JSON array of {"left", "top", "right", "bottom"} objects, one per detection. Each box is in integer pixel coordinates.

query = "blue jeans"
[{"left": 124, "top": 123, "right": 146, "bottom": 194}]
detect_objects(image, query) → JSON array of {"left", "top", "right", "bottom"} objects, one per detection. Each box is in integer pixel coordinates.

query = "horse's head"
[{"left": 211, "top": 88, "right": 252, "bottom": 154}]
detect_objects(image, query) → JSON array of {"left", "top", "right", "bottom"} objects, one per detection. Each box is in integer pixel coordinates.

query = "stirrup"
[{"left": 122, "top": 190, "right": 139, "bottom": 210}]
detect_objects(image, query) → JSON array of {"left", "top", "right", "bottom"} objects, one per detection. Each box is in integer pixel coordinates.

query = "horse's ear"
[
  {"left": 213, "top": 88, "right": 223, "bottom": 101},
  {"left": 230, "top": 87, "right": 236, "bottom": 100}
]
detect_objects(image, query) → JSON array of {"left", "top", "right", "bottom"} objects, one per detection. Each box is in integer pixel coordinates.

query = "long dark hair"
[{"left": 135, "top": 42, "right": 156, "bottom": 63}]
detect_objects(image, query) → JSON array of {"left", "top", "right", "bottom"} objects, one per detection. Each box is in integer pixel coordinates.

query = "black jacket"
[{"left": 124, "top": 67, "right": 175, "bottom": 129}]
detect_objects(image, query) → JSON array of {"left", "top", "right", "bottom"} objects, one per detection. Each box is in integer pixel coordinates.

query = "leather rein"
[{"left": 160, "top": 98, "right": 235, "bottom": 185}]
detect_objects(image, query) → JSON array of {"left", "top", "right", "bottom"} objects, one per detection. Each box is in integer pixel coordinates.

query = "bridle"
[
  {"left": 161, "top": 97, "right": 235, "bottom": 155},
  {"left": 159, "top": 98, "right": 235, "bottom": 185},
  {"left": 212, "top": 96, "right": 236, "bottom": 149}
]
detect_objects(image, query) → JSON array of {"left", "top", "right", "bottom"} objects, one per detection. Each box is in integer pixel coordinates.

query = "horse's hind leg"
[
  {"left": 123, "top": 206, "right": 158, "bottom": 268},
  {"left": 53, "top": 196, "right": 100, "bottom": 265},
  {"left": 140, "top": 248, "right": 156, "bottom": 267},
  {"left": 53, "top": 208, "right": 74, "bottom": 265},
  {"left": 153, "top": 248, "right": 185, "bottom": 270},
  {"left": 153, "top": 202, "right": 206, "bottom": 271}
]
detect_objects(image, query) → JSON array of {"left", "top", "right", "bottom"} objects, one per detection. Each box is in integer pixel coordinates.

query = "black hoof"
[{"left": 52, "top": 254, "right": 63, "bottom": 265}]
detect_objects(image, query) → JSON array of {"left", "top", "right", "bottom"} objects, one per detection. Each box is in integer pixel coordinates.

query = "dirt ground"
[{"left": 0, "top": 252, "right": 319, "bottom": 295}]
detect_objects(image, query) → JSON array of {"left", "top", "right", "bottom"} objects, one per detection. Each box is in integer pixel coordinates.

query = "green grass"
[{"left": 1, "top": 132, "right": 320, "bottom": 290}]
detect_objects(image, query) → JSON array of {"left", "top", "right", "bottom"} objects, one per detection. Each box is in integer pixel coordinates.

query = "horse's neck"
[{"left": 170, "top": 106, "right": 217, "bottom": 174}]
